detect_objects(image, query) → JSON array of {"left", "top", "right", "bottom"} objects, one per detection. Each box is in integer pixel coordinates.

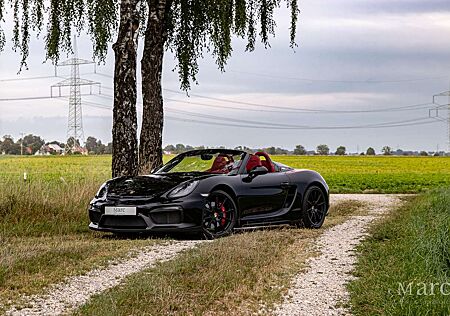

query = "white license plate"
[{"left": 104, "top": 206, "right": 137, "bottom": 216}]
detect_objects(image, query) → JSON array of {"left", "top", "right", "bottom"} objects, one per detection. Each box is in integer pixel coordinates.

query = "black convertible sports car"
[{"left": 89, "top": 149, "right": 329, "bottom": 238}]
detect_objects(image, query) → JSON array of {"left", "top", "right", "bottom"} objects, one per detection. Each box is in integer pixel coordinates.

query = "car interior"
[
  {"left": 206, "top": 154, "right": 235, "bottom": 174},
  {"left": 206, "top": 152, "right": 278, "bottom": 174},
  {"left": 245, "top": 152, "right": 276, "bottom": 173}
]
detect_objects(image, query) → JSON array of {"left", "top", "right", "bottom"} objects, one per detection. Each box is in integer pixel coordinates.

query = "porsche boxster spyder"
[{"left": 89, "top": 149, "right": 329, "bottom": 238}]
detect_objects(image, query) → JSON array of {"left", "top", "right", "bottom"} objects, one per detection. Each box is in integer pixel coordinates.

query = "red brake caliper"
[{"left": 220, "top": 203, "right": 227, "bottom": 226}]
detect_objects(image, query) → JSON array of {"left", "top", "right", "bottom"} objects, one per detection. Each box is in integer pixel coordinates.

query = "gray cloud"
[{"left": 350, "top": 0, "right": 450, "bottom": 14}]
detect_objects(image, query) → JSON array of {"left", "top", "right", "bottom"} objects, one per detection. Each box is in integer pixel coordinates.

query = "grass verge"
[
  {"left": 0, "top": 179, "right": 98, "bottom": 237},
  {"left": 73, "top": 199, "right": 366, "bottom": 316},
  {"left": 348, "top": 189, "right": 450, "bottom": 315}
]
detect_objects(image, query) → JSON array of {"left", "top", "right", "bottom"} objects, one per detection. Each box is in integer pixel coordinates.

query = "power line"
[
  {"left": 164, "top": 92, "right": 432, "bottom": 114},
  {"left": 0, "top": 86, "right": 440, "bottom": 128},
  {"left": 217, "top": 69, "right": 449, "bottom": 84},
  {"left": 96, "top": 69, "right": 448, "bottom": 84},
  {"left": 96, "top": 72, "right": 435, "bottom": 113},
  {"left": 79, "top": 98, "right": 442, "bottom": 130},
  {"left": 1, "top": 71, "right": 445, "bottom": 130},
  {"left": 100, "top": 83, "right": 433, "bottom": 114},
  {"left": 0, "top": 71, "right": 444, "bottom": 115},
  {"left": 99, "top": 89, "right": 308, "bottom": 114},
  {"left": 165, "top": 108, "right": 438, "bottom": 129},
  {"left": 0, "top": 75, "right": 59, "bottom": 82},
  {"left": 0, "top": 96, "right": 64, "bottom": 102},
  {"left": 165, "top": 88, "right": 433, "bottom": 114},
  {"left": 95, "top": 93, "right": 442, "bottom": 128},
  {"left": 0, "top": 94, "right": 95, "bottom": 102},
  {"left": 166, "top": 116, "right": 441, "bottom": 130}
]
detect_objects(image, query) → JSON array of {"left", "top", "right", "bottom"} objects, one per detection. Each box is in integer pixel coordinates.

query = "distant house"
[
  {"left": 24, "top": 146, "right": 33, "bottom": 155},
  {"left": 35, "top": 144, "right": 64, "bottom": 155},
  {"left": 49, "top": 144, "right": 64, "bottom": 154},
  {"left": 66, "top": 145, "right": 88, "bottom": 155},
  {"left": 75, "top": 146, "right": 88, "bottom": 155}
]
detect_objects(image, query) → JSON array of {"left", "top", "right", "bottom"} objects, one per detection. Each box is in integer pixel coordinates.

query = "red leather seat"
[
  {"left": 261, "top": 160, "right": 275, "bottom": 172},
  {"left": 246, "top": 155, "right": 262, "bottom": 172},
  {"left": 255, "top": 151, "right": 275, "bottom": 173},
  {"left": 208, "top": 156, "right": 228, "bottom": 173}
]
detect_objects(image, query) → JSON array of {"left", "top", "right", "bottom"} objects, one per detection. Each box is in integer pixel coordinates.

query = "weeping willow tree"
[{"left": 0, "top": 0, "right": 300, "bottom": 177}]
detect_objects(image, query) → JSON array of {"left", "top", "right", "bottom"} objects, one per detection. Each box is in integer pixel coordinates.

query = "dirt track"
[
  {"left": 7, "top": 241, "right": 205, "bottom": 316},
  {"left": 274, "top": 194, "right": 405, "bottom": 316},
  {"left": 6, "top": 194, "right": 404, "bottom": 316}
]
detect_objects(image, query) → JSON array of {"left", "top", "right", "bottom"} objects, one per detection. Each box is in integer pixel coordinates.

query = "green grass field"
[
  {"left": 0, "top": 155, "right": 111, "bottom": 183},
  {"left": 1, "top": 154, "right": 449, "bottom": 192},
  {"left": 276, "top": 155, "right": 450, "bottom": 193}
]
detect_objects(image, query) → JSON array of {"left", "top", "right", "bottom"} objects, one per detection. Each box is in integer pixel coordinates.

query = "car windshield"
[{"left": 156, "top": 151, "right": 245, "bottom": 175}]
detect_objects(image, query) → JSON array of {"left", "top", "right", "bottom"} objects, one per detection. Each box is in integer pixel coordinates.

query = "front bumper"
[{"left": 88, "top": 198, "right": 204, "bottom": 233}]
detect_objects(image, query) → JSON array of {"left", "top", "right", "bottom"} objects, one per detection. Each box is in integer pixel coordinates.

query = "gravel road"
[
  {"left": 6, "top": 240, "right": 204, "bottom": 316},
  {"left": 6, "top": 194, "right": 403, "bottom": 316},
  {"left": 274, "top": 194, "right": 405, "bottom": 316}
]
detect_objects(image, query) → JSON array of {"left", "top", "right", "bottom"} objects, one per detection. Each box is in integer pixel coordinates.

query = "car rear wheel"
[
  {"left": 202, "top": 190, "right": 237, "bottom": 239},
  {"left": 301, "top": 185, "right": 327, "bottom": 229}
]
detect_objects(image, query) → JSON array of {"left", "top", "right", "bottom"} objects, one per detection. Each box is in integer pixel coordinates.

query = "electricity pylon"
[
  {"left": 430, "top": 90, "right": 450, "bottom": 153},
  {"left": 51, "top": 36, "right": 100, "bottom": 153}
]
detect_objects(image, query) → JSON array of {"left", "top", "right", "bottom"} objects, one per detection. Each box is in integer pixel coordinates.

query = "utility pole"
[
  {"left": 20, "top": 132, "right": 24, "bottom": 155},
  {"left": 51, "top": 36, "right": 100, "bottom": 154}
]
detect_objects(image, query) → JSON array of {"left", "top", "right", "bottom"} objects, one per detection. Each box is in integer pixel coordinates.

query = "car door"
[{"left": 237, "top": 172, "right": 290, "bottom": 217}]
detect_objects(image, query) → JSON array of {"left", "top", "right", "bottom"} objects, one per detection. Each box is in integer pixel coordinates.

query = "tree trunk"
[
  {"left": 138, "top": 0, "right": 169, "bottom": 174},
  {"left": 112, "top": 0, "right": 140, "bottom": 177}
]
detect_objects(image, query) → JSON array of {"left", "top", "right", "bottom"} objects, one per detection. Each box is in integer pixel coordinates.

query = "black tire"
[
  {"left": 202, "top": 190, "right": 238, "bottom": 239},
  {"left": 301, "top": 185, "right": 327, "bottom": 229}
]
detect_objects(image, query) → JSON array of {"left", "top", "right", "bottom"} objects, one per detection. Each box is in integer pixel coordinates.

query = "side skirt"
[{"left": 234, "top": 221, "right": 292, "bottom": 231}]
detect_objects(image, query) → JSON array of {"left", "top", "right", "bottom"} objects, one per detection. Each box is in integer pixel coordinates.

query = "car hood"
[{"left": 105, "top": 173, "right": 209, "bottom": 198}]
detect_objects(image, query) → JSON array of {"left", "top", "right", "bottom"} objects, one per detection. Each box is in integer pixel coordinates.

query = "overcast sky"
[{"left": 1, "top": 0, "right": 450, "bottom": 152}]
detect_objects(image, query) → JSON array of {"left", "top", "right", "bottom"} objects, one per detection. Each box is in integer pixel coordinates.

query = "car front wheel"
[{"left": 202, "top": 190, "right": 237, "bottom": 239}]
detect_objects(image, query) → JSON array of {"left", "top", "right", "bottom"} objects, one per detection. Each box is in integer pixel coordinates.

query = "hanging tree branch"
[{"left": 0, "top": 0, "right": 299, "bottom": 86}]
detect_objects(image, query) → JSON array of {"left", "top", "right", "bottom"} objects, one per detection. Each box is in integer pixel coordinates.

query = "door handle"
[{"left": 280, "top": 182, "right": 290, "bottom": 188}]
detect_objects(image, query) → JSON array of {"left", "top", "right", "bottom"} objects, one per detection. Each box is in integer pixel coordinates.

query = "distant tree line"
[
  {"left": 0, "top": 134, "right": 45, "bottom": 155},
  {"left": 85, "top": 137, "right": 113, "bottom": 155},
  {"left": 164, "top": 144, "right": 447, "bottom": 156},
  {"left": 1, "top": 134, "right": 446, "bottom": 156},
  {"left": 0, "top": 134, "right": 112, "bottom": 155}
]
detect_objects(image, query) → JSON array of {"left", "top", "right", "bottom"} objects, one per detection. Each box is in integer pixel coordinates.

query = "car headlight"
[
  {"left": 167, "top": 180, "right": 199, "bottom": 198},
  {"left": 95, "top": 183, "right": 108, "bottom": 199}
]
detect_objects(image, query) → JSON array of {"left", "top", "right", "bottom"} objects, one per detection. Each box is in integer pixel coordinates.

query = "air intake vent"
[{"left": 150, "top": 208, "right": 182, "bottom": 224}]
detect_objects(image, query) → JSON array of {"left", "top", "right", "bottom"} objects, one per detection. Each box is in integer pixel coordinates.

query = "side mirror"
[{"left": 249, "top": 166, "right": 268, "bottom": 178}]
